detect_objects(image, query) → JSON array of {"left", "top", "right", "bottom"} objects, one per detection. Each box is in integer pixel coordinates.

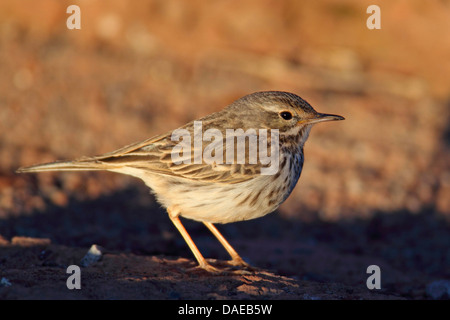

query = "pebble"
[
  {"left": 0, "top": 277, "right": 12, "bottom": 287},
  {"left": 426, "top": 280, "right": 450, "bottom": 299},
  {"left": 80, "top": 244, "right": 104, "bottom": 267}
]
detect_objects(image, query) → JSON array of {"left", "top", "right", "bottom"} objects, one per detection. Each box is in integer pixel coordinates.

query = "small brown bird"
[{"left": 17, "top": 91, "right": 344, "bottom": 273}]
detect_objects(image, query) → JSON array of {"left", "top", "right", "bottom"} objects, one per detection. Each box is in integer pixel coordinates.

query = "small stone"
[
  {"left": 11, "top": 237, "right": 51, "bottom": 247},
  {"left": 0, "top": 277, "right": 12, "bottom": 287},
  {"left": 80, "top": 244, "right": 104, "bottom": 267},
  {"left": 426, "top": 280, "right": 450, "bottom": 299},
  {"left": 0, "top": 235, "right": 9, "bottom": 246}
]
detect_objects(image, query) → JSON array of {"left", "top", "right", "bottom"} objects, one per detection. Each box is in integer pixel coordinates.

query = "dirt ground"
[{"left": 0, "top": 1, "right": 449, "bottom": 300}]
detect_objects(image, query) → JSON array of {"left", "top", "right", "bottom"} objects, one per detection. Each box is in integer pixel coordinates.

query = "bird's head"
[{"left": 229, "top": 91, "right": 344, "bottom": 135}]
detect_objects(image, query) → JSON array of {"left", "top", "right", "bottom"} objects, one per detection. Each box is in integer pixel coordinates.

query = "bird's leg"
[
  {"left": 203, "top": 222, "right": 251, "bottom": 268},
  {"left": 167, "top": 207, "right": 220, "bottom": 273}
]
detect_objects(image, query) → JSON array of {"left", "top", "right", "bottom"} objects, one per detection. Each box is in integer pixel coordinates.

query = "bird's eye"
[{"left": 279, "top": 111, "right": 293, "bottom": 120}]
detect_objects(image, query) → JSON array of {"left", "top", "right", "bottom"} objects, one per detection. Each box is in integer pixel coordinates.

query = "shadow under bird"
[{"left": 17, "top": 91, "right": 344, "bottom": 273}]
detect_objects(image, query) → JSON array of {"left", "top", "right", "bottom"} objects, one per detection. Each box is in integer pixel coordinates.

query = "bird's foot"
[
  {"left": 187, "top": 261, "right": 224, "bottom": 274},
  {"left": 187, "top": 258, "right": 257, "bottom": 275},
  {"left": 225, "top": 257, "right": 258, "bottom": 272}
]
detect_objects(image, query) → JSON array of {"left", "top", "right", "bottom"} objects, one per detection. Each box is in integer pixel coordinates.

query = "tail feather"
[{"left": 16, "top": 159, "right": 113, "bottom": 173}]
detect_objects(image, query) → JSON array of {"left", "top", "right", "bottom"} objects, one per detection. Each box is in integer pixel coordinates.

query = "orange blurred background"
[{"left": 1, "top": 0, "right": 448, "bottom": 222}]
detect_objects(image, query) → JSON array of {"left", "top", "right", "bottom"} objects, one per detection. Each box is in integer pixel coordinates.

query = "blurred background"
[{"left": 0, "top": 0, "right": 449, "bottom": 298}]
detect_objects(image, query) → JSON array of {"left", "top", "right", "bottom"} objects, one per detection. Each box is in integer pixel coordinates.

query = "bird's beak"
[{"left": 297, "top": 113, "right": 345, "bottom": 125}]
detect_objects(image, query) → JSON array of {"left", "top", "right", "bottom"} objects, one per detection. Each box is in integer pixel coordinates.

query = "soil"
[
  {"left": 0, "top": 0, "right": 449, "bottom": 300},
  {"left": 1, "top": 185, "right": 447, "bottom": 300},
  {"left": 0, "top": 236, "right": 402, "bottom": 300}
]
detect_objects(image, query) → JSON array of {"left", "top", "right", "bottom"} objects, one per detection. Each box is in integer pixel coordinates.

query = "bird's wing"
[
  {"left": 18, "top": 121, "right": 277, "bottom": 184},
  {"left": 92, "top": 128, "right": 269, "bottom": 184}
]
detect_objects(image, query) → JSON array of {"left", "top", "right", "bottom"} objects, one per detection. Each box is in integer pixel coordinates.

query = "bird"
[{"left": 16, "top": 91, "right": 344, "bottom": 273}]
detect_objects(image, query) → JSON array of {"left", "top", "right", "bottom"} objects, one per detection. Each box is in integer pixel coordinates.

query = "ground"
[{"left": 1, "top": 185, "right": 448, "bottom": 299}]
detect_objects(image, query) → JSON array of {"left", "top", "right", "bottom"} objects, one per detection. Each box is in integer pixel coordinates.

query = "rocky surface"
[{"left": 1, "top": 236, "right": 404, "bottom": 300}]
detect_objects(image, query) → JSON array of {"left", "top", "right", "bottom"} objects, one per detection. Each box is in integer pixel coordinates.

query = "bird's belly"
[
  {"left": 155, "top": 177, "right": 281, "bottom": 224},
  {"left": 111, "top": 160, "right": 301, "bottom": 224}
]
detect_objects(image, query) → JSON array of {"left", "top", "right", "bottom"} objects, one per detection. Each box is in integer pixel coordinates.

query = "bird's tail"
[{"left": 16, "top": 158, "right": 113, "bottom": 173}]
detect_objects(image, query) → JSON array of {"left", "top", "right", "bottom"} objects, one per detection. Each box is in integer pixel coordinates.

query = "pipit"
[{"left": 17, "top": 91, "right": 344, "bottom": 273}]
